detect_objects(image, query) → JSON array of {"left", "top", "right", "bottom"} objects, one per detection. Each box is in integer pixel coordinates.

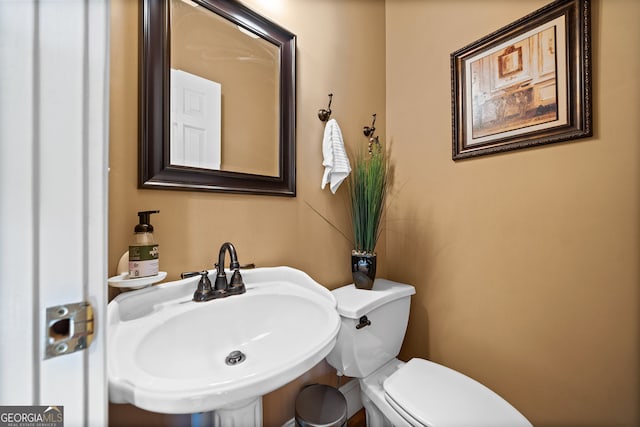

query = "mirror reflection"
[{"left": 170, "top": 0, "right": 280, "bottom": 176}]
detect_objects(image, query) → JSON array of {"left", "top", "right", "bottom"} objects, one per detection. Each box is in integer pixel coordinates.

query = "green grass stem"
[{"left": 349, "top": 142, "right": 388, "bottom": 254}]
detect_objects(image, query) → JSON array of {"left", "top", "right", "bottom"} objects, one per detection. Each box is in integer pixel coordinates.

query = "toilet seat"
[{"left": 383, "top": 358, "right": 532, "bottom": 427}]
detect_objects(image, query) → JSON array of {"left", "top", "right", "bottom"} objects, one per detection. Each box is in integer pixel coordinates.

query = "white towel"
[{"left": 321, "top": 119, "right": 351, "bottom": 194}]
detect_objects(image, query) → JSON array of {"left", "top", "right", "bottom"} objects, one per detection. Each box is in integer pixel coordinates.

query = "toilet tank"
[{"left": 326, "top": 279, "right": 416, "bottom": 378}]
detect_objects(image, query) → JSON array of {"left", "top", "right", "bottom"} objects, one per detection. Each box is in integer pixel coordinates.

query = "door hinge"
[{"left": 45, "top": 302, "right": 94, "bottom": 359}]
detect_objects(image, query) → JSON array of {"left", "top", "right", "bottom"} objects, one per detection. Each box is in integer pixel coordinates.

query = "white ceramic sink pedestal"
[{"left": 108, "top": 266, "right": 340, "bottom": 426}]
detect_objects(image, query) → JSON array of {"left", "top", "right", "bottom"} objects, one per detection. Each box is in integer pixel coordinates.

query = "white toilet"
[{"left": 326, "top": 279, "right": 532, "bottom": 427}]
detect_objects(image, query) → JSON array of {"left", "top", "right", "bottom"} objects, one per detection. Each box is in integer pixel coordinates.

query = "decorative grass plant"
[{"left": 349, "top": 138, "right": 389, "bottom": 255}]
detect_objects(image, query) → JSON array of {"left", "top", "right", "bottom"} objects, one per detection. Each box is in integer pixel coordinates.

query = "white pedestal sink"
[{"left": 108, "top": 267, "right": 340, "bottom": 426}]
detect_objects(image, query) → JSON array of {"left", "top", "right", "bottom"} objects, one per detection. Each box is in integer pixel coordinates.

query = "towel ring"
[
  {"left": 363, "top": 113, "right": 376, "bottom": 138},
  {"left": 318, "top": 93, "right": 333, "bottom": 122}
]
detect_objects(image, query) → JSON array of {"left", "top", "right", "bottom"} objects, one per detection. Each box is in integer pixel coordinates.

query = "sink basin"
[{"left": 108, "top": 266, "right": 340, "bottom": 415}]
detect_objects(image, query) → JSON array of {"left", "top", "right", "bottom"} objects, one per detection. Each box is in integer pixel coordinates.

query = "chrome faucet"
[{"left": 215, "top": 242, "right": 246, "bottom": 296}]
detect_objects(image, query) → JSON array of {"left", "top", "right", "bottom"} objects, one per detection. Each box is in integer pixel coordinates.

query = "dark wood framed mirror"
[{"left": 140, "top": 0, "right": 296, "bottom": 195}]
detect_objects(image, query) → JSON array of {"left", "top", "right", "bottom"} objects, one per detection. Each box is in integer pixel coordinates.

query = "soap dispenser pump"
[{"left": 129, "top": 210, "right": 160, "bottom": 278}]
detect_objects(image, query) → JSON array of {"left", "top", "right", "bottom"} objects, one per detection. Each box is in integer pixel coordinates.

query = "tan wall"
[
  {"left": 386, "top": 0, "right": 639, "bottom": 426},
  {"left": 109, "top": 0, "right": 385, "bottom": 425}
]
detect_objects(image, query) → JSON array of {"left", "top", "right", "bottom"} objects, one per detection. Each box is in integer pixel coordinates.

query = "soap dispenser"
[{"left": 129, "top": 210, "right": 160, "bottom": 278}]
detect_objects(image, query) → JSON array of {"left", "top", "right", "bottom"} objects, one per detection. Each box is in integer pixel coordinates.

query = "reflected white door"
[
  {"left": 0, "top": 1, "right": 109, "bottom": 426},
  {"left": 171, "top": 69, "right": 222, "bottom": 170}
]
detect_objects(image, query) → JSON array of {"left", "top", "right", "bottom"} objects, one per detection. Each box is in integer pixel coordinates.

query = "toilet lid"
[
  {"left": 332, "top": 279, "right": 415, "bottom": 319},
  {"left": 383, "top": 358, "right": 531, "bottom": 427}
]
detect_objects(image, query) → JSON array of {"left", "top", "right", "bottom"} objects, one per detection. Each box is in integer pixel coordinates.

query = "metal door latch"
[{"left": 45, "top": 302, "right": 94, "bottom": 359}]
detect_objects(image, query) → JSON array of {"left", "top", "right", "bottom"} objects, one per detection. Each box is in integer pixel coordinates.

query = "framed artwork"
[{"left": 451, "top": 0, "right": 592, "bottom": 160}]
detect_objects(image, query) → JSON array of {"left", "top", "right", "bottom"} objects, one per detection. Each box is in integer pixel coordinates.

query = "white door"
[
  {"left": 0, "top": 1, "right": 109, "bottom": 426},
  {"left": 171, "top": 68, "right": 222, "bottom": 170}
]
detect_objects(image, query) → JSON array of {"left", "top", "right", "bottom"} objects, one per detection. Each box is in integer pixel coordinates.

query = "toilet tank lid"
[
  {"left": 384, "top": 358, "right": 532, "bottom": 427},
  {"left": 331, "top": 279, "right": 415, "bottom": 319}
]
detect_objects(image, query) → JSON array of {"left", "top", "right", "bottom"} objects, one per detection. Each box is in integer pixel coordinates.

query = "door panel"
[
  {"left": 171, "top": 68, "right": 222, "bottom": 170},
  {"left": 0, "top": 1, "right": 109, "bottom": 425}
]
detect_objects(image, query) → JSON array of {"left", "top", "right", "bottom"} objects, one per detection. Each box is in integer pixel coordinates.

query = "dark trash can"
[{"left": 294, "top": 384, "right": 348, "bottom": 427}]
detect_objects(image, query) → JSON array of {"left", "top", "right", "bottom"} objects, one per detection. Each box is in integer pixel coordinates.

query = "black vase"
[{"left": 351, "top": 253, "right": 376, "bottom": 290}]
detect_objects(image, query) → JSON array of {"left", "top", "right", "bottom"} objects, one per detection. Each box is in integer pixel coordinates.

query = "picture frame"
[{"left": 451, "top": 0, "right": 592, "bottom": 160}]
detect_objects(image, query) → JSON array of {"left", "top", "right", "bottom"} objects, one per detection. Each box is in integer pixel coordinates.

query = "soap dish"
[{"left": 108, "top": 271, "right": 167, "bottom": 290}]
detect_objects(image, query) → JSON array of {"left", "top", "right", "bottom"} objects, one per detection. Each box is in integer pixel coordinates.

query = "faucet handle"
[
  {"left": 227, "top": 269, "right": 246, "bottom": 296},
  {"left": 181, "top": 271, "right": 202, "bottom": 279},
  {"left": 192, "top": 271, "right": 213, "bottom": 302}
]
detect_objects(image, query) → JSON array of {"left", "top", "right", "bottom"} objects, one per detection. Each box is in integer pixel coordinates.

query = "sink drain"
[{"left": 225, "top": 350, "right": 246, "bottom": 366}]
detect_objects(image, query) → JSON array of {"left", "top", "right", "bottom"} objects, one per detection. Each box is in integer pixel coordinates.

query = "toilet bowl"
[{"left": 325, "top": 279, "right": 532, "bottom": 427}]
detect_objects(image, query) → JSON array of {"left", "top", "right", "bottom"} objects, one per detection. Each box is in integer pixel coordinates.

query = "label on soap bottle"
[{"left": 129, "top": 244, "right": 159, "bottom": 278}]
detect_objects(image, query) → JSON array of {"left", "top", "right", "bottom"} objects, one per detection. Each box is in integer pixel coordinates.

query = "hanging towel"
[{"left": 321, "top": 119, "right": 351, "bottom": 194}]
